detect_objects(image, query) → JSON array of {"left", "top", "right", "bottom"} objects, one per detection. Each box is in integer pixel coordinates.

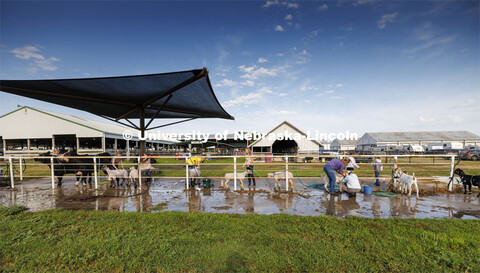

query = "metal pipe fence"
[{"left": 0, "top": 154, "right": 460, "bottom": 191}]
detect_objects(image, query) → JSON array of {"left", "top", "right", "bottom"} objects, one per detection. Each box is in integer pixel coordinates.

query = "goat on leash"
[
  {"left": 221, "top": 172, "right": 247, "bottom": 190},
  {"left": 394, "top": 168, "right": 419, "bottom": 197}
]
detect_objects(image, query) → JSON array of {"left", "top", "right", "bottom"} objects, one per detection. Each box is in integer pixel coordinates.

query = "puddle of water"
[{"left": 1, "top": 177, "right": 479, "bottom": 219}]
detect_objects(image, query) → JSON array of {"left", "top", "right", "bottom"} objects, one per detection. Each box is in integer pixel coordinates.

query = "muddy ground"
[{"left": 1, "top": 177, "right": 479, "bottom": 219}]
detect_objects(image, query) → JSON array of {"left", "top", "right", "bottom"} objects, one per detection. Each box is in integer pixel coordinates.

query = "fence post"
[
  {"left": 285, "top": 155, "right": 289, "bottom": 191},
  {"left": 234, "top": 156, "right": 237, "bottom": 191},
  {"left": 93, "top": 157, "right": 98, "bottom": 190},
  {"left": 50, "top": 157, "right": 55, "bottom": 189},
  {"left": 8, "top": 157, "right": 14, "bottom": 189},
  {"left": 185, "top": 157, "right": 189, "bottom": 190},
  {"left": 19, "top": 158, "right": 23, "bottom": 181},
  {"left": 138, "top": 156, "right": 142, "bottom": 190},
  {"left": 448, "top": 155, "right": 455, "bottom": 192}
]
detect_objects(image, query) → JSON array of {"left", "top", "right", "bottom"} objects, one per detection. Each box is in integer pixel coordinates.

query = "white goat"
[
  {"left": 104, "top": 167, "right": 128, "bottom": 188},
  {"left": 221, "top": 172, "right": 247, "bottom": 190},
  {"left": 128, "top": 166, "right": 140, "bottom": 188},
  {"left": 268, "top": 171, "right": 294, "bottom": 191},
  {"left": 394, "top": 168, "right": 419, "bottom": 197}
]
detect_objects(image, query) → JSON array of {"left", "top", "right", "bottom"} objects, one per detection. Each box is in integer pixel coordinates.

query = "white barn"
[
  {"left": 356, "top": 131, "right": 480, "bottom": 151},
  {"left": 249, "top": 121, "right": 322, "bottom": 154},
  {"left": 0, "top": 106, "right": 175, "bottom": 155},
  {"left": 330, "top": 138, "right": 357, "bottom": 151}
]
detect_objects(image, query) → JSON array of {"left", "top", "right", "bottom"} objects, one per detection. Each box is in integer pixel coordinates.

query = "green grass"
[{"left": 1, "top": 206, "right": 479, "bottom": 272}]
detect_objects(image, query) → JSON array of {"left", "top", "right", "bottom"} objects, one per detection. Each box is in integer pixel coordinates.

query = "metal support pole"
[
  {"left": 50, "top": 157, "right": 55, "bottom": 189},
  {"left": 186, "top": 157, "right": 189, "bottom": 190},
  {"left": 234, "top": 156, "right": 237, "bottom": 191},
  {"left": 285, "top": 155, "right": 289, "bottom": 191},
  {"left": 19, "top": 158, "right": 23, "bottom": 181},
  {"left": 93, "top": 157, "right": 98, "bottom": 190},
  {"left": 393, "top": 156, "right": 398, "bottom": 189},
  {"left": 448, "top": 155, "right": 455, "bottom": 192},
  {"left": 138, "top": 156, "right": 142, "bottom": 190},
  {"left": 8, "top": 157, "right": 14, "bottom": 189}
]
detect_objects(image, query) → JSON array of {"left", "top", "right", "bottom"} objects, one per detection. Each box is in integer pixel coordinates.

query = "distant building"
[
  {"left": 0, "top": 106, "right": 175, "bottom": 155},
  {"left": 356, "top": 131, "right": 480, "bottom": 151},
  {"left": 330, "top": 138, "right": 357, "bottom": 151},
  {"left": 249, "top": 121, "right": 323, "bottom": 154}
]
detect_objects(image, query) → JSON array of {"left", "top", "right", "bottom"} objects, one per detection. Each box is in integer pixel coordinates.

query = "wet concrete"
[{"left": 1, "top": 177, "right": 479, "bottom": 219}]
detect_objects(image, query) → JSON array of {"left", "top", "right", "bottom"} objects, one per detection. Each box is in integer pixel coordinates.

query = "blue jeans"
[
  {"left": 324, "top": 164, "right": 337, "bottom": 193},
  {"left": 374, "top": 171, "right": 381, "bottom": 185}
]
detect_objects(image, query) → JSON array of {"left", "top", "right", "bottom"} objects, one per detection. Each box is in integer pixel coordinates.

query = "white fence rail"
[{"left": 0, "top": 154, "right": 459, "bottom": 191}]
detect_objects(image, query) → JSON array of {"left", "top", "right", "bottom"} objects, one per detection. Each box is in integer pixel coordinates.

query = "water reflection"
[{"left": 0, "top": 178, "right": 479, "bottom": 219}]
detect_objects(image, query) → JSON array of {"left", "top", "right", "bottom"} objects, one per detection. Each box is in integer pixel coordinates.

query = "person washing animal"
[
  {"left": 347, "top": 152, "right": 360, "bottom": 171},
  {"left": 187, "top": 156, "right": 205, "bottom": 188},
  {"left": 323, "top": 158, "right": 350, "bottom": 195},
  {"left": 341, "top": 169, "right": 361, "bottom": 197}
]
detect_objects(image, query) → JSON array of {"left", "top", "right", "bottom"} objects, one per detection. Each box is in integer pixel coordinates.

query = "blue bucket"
[{"left": 363, "top": 185, "right": 373, "bottom": 195}]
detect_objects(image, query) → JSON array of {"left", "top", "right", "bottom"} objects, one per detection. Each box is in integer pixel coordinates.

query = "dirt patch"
[
  {"left": 151, "top": 202, "right": 168, "bottom": 211},
  {"left": 367, "top": 222, "right": 386, "bottom": 231},
  {"left": 212, "top": 206, "right": 232, "bottom": 210}
]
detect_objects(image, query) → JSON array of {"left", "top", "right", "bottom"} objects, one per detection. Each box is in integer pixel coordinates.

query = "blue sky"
[{"left": 1, "top": 0, "right": 479, "bottom": 137}]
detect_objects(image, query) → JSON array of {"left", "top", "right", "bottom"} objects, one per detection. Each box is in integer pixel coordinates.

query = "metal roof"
[
  {"left": 332, "top": 139, "right": 358, "bottom": 145},
  {"left": 0, "top": 106, "right": 175, "bottom": 144},
  {"left": 365, "top": 131, "right": 480, "bottom": 142}
]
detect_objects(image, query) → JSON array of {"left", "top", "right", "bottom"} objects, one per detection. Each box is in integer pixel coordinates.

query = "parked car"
[{"left": 460, "top": 149, "right": 480, "bottom": 161}]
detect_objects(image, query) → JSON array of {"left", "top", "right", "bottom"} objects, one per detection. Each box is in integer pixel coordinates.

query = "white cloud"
[
  {"left": 10, "top": 45, "right": 60, "bottom": 73},
  {"left": 259, "top": 87, "right": 275, "bottom": 94},
  {"left": 403, "top": 36, "right": 455, "bottom": 54},
  {"left": 10, "top": 45, "right": 44, "bottom": 60},
  {"left": 242, "top": 80, "right": 255, "bottom": 87},
  {"left": 285, "top": 14, "right": 292, "bottom": 21},
  {"left": 215, "top": 79, "right": 238, "bottom": 87},
  {"left": 377, "top": 13, "right": 398, "bottom": 29},
  {"left": 353, "top": 0, "right": 376, "bottom": 6},
  {"left": 317, "top": 4, "right": 328, "bottom": 11},
  {"left": 336, "top": 84, "right": 344, "bottom": 88},
  {"left": 263, "top": 0, "right": 299, "bottom": 9},
  {"left": 257, "top": 57, "right": 268, "bottom": 63},
  {"left": 223, "top": 92, "right": 263, "bottom": 107},
  {"left": 330, "top": 96, "right": 344, "bottom": 100},
  {"left": 301, "top": 85, "right": 321, "bottom": 91},
  {"left": 238, "top": 64, "right": 287, "bottom": 80},
  {"left": 461, "top": 99, "right": 475, "bottom": 107},
  {"left": 271, "top": 110, "right": 298, "bottom": 115},
  {"left": 419, "top": 116, "right": 435, "bottom": 123},
  {"left": 448, "top": 115, "right": 463, "bottom": 123},
  {"left": 278, "top": 93, "right": 288, "bottom": 96},
  {"left": 275, "top": 25, "right": 285, "bottom": 32},
  {"left": 316, "top": 90, "right": 334, "bottom": 96}
]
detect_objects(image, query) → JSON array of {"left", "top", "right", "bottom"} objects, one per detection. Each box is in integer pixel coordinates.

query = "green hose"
[{"left": 373, "top": 191, "right": 397, "bottom": 197}]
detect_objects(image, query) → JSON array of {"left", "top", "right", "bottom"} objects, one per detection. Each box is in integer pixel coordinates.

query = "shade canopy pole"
[{"left": 140, "top": 107, "right": 146, "bottom": 156}]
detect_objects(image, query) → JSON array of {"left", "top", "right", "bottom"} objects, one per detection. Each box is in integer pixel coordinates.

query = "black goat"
[{"left": 454, "top": 168, "right": 480, "bottom": 197}]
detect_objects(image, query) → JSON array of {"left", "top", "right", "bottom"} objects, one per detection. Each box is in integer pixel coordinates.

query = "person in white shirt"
[
  {"left": 347, "top": 152, "right": 360, "bottom": 171},
  {"left": 372, "top": 157, "right": 383, "bottom": 186},
  {"left": 341, "top": 170, "right": 361, "bottom": 196}
]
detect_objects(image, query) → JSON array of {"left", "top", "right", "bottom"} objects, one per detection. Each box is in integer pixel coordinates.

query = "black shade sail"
[{"left": 0, "top": 68, "right": 234, "bottom": 131}]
